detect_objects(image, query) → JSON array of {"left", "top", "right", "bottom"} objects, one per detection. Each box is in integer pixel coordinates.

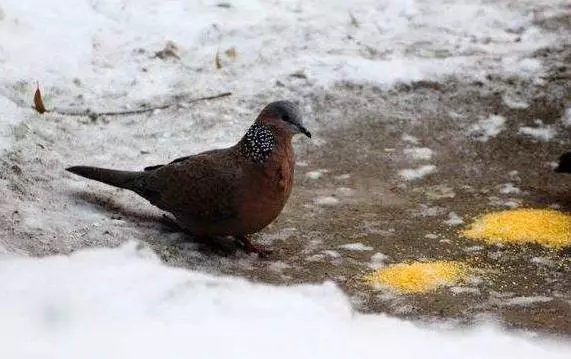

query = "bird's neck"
[
  {"left": 239, "top": 122, "right": 293, "bottom": 165},
  {"left": 239, "top": 123, "right": 276, "bottom": 164}
]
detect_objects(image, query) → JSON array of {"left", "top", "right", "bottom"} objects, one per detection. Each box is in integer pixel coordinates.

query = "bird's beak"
[{"left": 299, "top": 125, "right": 312, "bottom": 138}]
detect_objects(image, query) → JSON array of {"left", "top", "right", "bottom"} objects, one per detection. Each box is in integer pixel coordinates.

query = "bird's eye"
[{"left": 282, "top": 114, "right": 291, "bottom": 122}]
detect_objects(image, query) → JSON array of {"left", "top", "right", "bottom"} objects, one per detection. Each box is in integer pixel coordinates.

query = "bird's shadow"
[{"left": 68, "top": 190, "right": 244, "bottom": 257}]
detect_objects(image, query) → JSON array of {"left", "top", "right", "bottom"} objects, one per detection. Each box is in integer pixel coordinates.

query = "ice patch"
[
  {"left": 399, "top": 165, "right": 436, "bottom": 180},
  {"left": 469, "top": 115, "right": 506, "bottom": 142},
  {"left": 404, "top": 147, "right": 433, "bottom": 160},
  {"left": 1, "top": 243, "right": 569, "bottom": 359},
  {"left": 519, "top": 124, "right": 556, "bottom": 141},
  {"left": 338, "top": 243, "right": 373, "bottom": 251}
]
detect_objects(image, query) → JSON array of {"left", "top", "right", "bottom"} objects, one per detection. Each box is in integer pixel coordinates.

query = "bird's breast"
[{"left": 237, "top": 144, "right": 295, "bottom": 233}]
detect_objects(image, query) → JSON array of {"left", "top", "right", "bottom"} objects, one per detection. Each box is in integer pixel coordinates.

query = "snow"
[
  {"left": 450, "top": 286, "right": 480, "bottom": 295},
  {"left": 444, "top": 212, "right": 464, "bottom": 226},
  {"left": 336, "top": 187, "right": 355, "bottom": 196},
  {"left": 519, "top": 124, "right": 556, "bottom": 141},
  {"left": 399, "top": 165, "right": 437, "bottom": 180},
  {"left": 501, "top": 296, "right": 554, "bottom": 307},
  {"left": 0, "top": 242, "right": 569, "bottom": 359},
  {"left": 404, "top": 147, "right": 433, "bottom": 160},
  {"left": 402, "top": 134, "right": 420, "bottom": 145},
  {"left": 369, "top": 252, "right": 389, "bottom": 269},
  {"left": 335, "top": 174, "right": 351, "bottom": 181},
  {"left": 0, "top": 0, "right": 560, "bottom": 113},
  {"left": 502, "top": 57, "right": 542, "bottom": 77},
  {"left": 502, "top": 93, "right": 530, "bottom": 109},
  {"left": 306, "top": 169, "right": 328, "bottom": 180},
  {"left": 0, "top": 0, "right": 563, "bottom": 152},
  {"left": 314, "top": 196, "right": 340, "bottom": 206},
  {"left": 499, "top": 183, "right": 521, "bottom": 195},
  {"left": 0, "top": 95, "right": 23, "bottom": 151},
  {"left": 322, "top": 249, "right": 342, "bottom": 258},
  {"left": 1, "top": 0, "right": 571, "bottom": 355},
  {"left": 338, "top": 242, "right": 374, "bottom": 251},
  {"left": 563, "top": 107, "right": 571, "bottom": 126},
  {"left": 469, "top": 115, "right": 506, "bottom": 142}
]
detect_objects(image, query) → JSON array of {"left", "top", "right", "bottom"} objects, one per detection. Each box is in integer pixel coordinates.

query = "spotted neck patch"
[{"left": 240, "top": 123, "right": 275, "bottom": 164}]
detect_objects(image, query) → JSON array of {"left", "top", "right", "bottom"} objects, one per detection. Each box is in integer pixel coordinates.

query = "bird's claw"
[{"left": 236, "top": 235, "right": 272, "bottom": 258}]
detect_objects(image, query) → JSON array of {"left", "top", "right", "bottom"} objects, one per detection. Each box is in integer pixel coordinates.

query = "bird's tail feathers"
[{"left": 66, "top": 166, "right": 144, "bottom": 192}]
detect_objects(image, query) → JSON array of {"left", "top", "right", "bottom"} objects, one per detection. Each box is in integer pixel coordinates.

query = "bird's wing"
[
  {"left": 143, "top": 149, "right": 222, "bottom": 172},
  {"left": 141, "top": 149, "right": 243, "bottom": 222}
]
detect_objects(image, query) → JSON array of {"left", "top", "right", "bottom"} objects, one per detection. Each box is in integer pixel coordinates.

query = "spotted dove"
[{"left": 67, "top": 101, "right": 311, "bottom": 255}]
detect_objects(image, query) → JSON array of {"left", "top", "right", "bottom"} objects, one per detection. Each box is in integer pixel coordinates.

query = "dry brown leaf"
[
  {"left": 224, "top": 47, "right": 237, "bottom": 59},
  {"left": 33, "top": 85, "right": 47, "bottom": 114}
]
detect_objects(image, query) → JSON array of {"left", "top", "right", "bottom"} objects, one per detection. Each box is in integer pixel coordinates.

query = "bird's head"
[{"left": 256, "top": 101, "right": 311, "bottom": 139}]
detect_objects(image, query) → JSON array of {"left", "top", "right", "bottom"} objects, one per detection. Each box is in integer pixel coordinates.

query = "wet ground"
[{"left": 145, "top": 46, "right": 570, "bottom": 336}]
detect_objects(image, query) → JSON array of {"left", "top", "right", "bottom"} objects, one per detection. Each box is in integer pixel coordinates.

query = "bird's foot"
[{"left": 235, "top": 235, "right": 272, "bottom": 258}]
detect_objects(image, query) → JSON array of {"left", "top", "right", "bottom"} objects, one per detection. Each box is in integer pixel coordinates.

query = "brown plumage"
[{"left": 67, "top": 101, "right": 311, "bottom": 256}]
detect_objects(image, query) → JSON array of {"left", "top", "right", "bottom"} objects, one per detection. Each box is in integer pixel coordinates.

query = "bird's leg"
[
  {"left": 161, "top": 216, "right": 266, "bottom": 257},
  {"left": 235, "top": 234, "right": 272, "bottom": 258}
]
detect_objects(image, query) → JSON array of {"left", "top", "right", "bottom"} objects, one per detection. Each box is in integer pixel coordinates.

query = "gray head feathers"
[{"left": 259, "top": 101, "right": 311, "bottom": 138}]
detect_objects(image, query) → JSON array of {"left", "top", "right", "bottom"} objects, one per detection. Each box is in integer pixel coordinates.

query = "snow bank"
[
  {"left": 0, "top": 0, "right": 559, "bottom": 110},
  {"left": 0, "top": 242, "right": 569, "bottom": 359}
]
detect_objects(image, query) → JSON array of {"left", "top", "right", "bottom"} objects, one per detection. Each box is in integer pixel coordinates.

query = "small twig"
[
  {"left": 186, "top": 91, "right": 232, "bottom": 103},
  {"left": 35, "top": 92, "right": 232, "bottom": 119}
]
